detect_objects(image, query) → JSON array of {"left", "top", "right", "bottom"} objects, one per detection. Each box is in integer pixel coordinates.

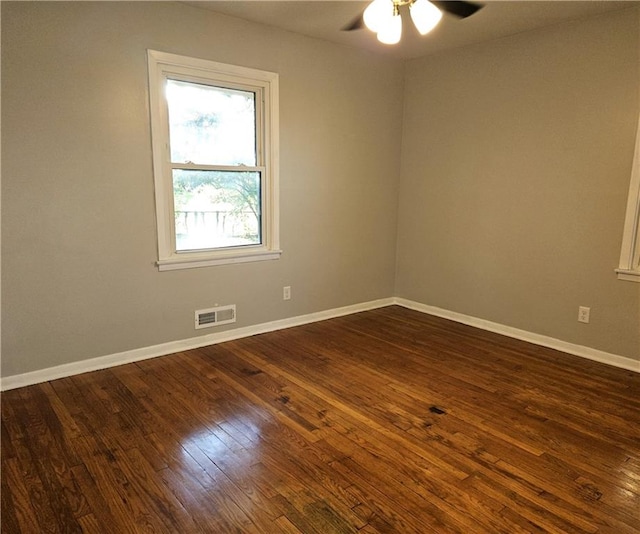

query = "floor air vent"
[{"left": 195, "top": 304, "right": 236, "bottom": 329}]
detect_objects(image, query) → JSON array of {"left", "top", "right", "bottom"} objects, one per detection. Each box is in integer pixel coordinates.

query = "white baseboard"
[
  {"left": 394, "top": 297, "right": 640, "bottom": 373},
  {"left": 2, "top": 295, "right": 637, "bottom": 391},
  {"left": 0, "top": 298, "right": 394, "bottom": 391}
]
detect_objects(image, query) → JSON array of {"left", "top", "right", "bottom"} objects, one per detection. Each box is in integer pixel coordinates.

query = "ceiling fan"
[{"left": 343, "top": 0, "right": 484, "bottom": 44}]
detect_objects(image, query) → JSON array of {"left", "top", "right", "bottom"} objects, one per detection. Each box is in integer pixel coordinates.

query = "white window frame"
[
  {"left": 147, "top": 50, "right": 280, "bottom": 271},
  {"left": 616, "top": 113, "right": 640, "bottom": 282}
]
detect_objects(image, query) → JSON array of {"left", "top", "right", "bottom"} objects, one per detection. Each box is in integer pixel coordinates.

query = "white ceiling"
[{"left": 183, "top": 1, "right": 635, "bottom": 60}]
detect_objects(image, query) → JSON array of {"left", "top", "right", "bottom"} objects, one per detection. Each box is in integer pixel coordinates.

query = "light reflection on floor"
[{"left": 177, "top": 409, "right": 271, "bottom": 477}]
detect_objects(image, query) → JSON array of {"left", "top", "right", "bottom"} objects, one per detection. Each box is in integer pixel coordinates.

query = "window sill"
[
  {"left": 616, "top": 268, "right": 640, "bottom": 282},
  {"left": 157, "top": 249, "right": 282, "bottom": 271}
]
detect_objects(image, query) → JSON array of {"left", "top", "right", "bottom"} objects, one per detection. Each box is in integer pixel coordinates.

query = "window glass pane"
[
  {"left": 166, "top": 79, "right": 256, "bottom": 166},
  {"left": 173, "top": 169, "right": 261, "bottom": 251}
]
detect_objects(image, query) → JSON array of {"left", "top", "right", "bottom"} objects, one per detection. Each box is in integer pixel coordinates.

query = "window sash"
[
  {"left": 164, "top": 75, "right": 264, "bottom": 168},
  {"left": 170, "top": 167, "right": 264, "bottom": 254}
]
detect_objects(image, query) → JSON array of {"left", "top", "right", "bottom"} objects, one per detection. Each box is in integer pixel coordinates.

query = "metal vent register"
[{"left": 195, "top": 305, "right": 236, "bottom": 329}]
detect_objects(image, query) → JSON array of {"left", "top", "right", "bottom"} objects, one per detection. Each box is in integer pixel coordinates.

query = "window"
[
  {"left": 147, "top": 50, "right": 280, "bottom": 270},
  {"left": 616, "top": 113, "right": 640, "bottom": 282}
]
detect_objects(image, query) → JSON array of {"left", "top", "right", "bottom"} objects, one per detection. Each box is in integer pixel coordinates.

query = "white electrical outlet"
[
  {"left": 283, "top": 286, "right": 291, "bottom": 301},
  {"left": 578, "top": 306, "right": 590, "bottom": 324}
]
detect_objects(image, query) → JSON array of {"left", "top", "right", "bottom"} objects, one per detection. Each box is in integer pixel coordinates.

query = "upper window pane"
[{"left": 166, "top": 79, "right": 257, "bottom": 166}]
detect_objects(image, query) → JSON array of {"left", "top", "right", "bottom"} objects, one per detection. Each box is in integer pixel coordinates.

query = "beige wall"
[
  {"left": 396, "top": 8, "right": 640, "bottom": 360},
  {"left": 1, "top": 2, "right": 404, "bottom": 376},
  {"left": 3, "top": 3, "right": 639, "bottom": 380}
]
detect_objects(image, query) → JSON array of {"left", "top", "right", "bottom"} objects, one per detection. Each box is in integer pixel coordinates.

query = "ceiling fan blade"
[
  {"left": 341, "top": 1, "right": 482, "bottom": 31},
  {"left": 342, "top": 13, "right": 365, "bottom": 31},
  {"left": 430, "top": 1, "right": 484, "bottom": 19}
]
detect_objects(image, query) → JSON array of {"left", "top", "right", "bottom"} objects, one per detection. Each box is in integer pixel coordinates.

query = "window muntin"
[{"left": 147, "top": 50, "right": 280, "bottom": 270}]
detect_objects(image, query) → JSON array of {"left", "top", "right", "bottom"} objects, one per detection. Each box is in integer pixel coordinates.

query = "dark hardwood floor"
[{"left": 2, "top": 306, "right": 639, "bottom": 533}]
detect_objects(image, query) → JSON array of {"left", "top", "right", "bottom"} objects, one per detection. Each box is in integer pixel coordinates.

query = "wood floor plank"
[
  {"left": 2, "top": 306, "right": 639, "bottom": 533},
  {"left": 273, "top": 514, "right": 305, "bottom": 533},
  {"left": 1, "top": 457, "right": 41, "bottom": 534},
  {"left": 69, "top": 463, "right": 136, "bottom": 534}
]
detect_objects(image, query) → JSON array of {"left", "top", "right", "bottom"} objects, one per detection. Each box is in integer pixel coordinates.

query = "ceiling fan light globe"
[
  {"left": 410, "top": 0, "right": 443, "bottom": 35},
  {"left": 364, "top": 0, "right": 393, "bottom": 33},
  {"left": 377, "top": 13, "right": 402, "bottom": 44}
]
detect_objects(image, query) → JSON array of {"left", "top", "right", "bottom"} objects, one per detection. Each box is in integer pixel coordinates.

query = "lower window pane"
[{"left": 173, "top": 169, "right": 261, "bottom": 252}]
